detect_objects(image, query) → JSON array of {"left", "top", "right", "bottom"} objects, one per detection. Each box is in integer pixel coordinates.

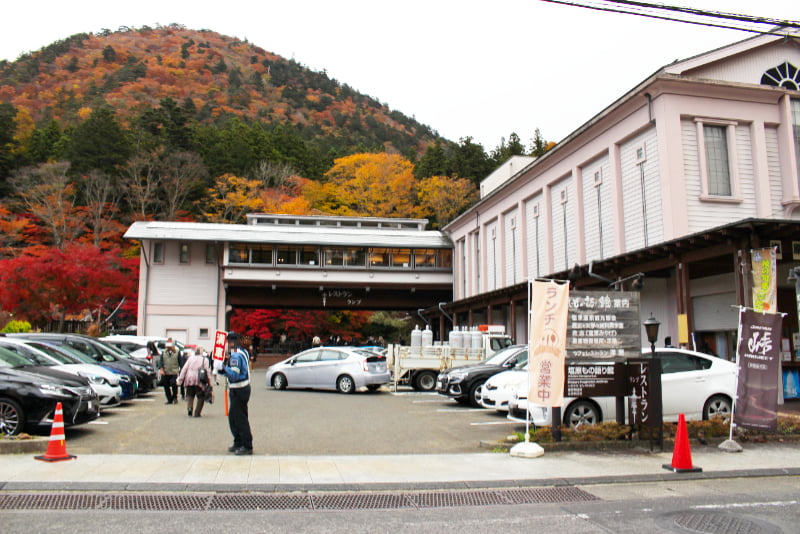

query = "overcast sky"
[{"left": 1, "top": 1, "right": 796, "bottom": 150}]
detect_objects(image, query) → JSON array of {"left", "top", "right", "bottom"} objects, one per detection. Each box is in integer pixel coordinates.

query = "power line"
[{"left": 539, "top": 0, "right": 800, "bottom": 34}]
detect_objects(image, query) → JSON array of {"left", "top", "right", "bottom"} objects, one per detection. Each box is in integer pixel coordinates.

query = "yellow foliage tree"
[
  {"left": 203, "top": 173, "right": 266, "bottom": 223},
  {"left": 314, "top": 153, "right": 417, "bottom": 217},
  {"left": 415, "top": 175, "right": 479, "bottom": 229},
  {"left": 12, "top": 107, "right": 35, "bottom": 156}
]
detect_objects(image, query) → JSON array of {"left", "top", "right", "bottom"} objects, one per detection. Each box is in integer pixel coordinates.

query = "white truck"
[{"left": 387, "top": 325, "right": 513, "bottom": 391}]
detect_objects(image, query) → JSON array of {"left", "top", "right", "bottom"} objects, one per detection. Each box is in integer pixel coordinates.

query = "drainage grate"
[
  {"left": 673, "top": 512, "right": 777, "bottom": 534},
  {"left": 0, "top": 486, "right": 600, "bottom": 512}
]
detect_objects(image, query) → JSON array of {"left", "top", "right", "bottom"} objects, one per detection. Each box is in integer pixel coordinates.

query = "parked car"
[
  {"left": 0, "top": 346, "right": 99, "bottom": 436},
  {"left": 0, "top": 338, "right": 122, "bottom": 407},
  {"left": 100, "top": 335, "right": 187, "bottom": 363},
  {"left": 507, "top": 348, "right": 737, "bottom": 428},
  {"left": 436, "top": 345, "right": 528, "bottom": 407},
  {"left": 266, "top": 346, "right": 391, "bottom": 393},
  {"left": 6, "top": 333, "right": 157, "bottom": 391},
  {"left": 24, "top": 340, "right": 137, "bottom": 400},
  {"left": 479, "top": 362, "right": 528, "bottom": 412}
]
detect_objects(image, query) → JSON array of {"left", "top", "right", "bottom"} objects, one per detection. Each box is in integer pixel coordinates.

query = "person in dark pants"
[
  {"left": 216, "top": 332, "right": 253, "bottom": 455},
  {"left": 158, "top": 340, "right": 181, "bottom": 404}
]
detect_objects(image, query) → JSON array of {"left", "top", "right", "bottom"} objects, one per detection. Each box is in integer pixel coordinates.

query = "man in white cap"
[{"left": 215, "top": 332, "right": 252, "bottom": 455}]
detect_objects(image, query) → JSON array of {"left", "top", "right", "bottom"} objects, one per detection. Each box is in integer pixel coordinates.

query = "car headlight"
[
  {"left": 39, "top": 383, "right": 71, "bottom": 397},
  {"left": 129, "top": 362, "right": 147, "bottom": 372},
  {"left": 77, "top": 372, "right": 105, "bottom": 385},
  {"left": 448, "top": 371, "right": 467, "bottom": 382}
]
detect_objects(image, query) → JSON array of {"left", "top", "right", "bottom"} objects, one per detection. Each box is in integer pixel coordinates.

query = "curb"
[{"left": 0, "top": 438, "right": 48, "bottom": 455}]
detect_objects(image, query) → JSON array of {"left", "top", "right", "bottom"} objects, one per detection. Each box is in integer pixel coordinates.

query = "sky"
[{"left": 1, "top": 1, "right": 797, "bottom": 151}]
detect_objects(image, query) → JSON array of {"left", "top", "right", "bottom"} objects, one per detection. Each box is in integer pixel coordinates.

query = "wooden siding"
[
  {"left": 765, "top": 126, "right": 784, "bottom": 217},
  {"left": 525, "top": 195, "right": 546, "bottom": 279},
  {"left": 581, "top": 155, "right": 616, "bottom": 260},
  {"left": 503, "top": 208, "right": 520, "bottom": 286},
  {"left": 682, "top": 120, "right": 758, "bottom": 234},
  {"left": 147, "top": 242, "right": 218, "bottom": 307},
  {"left": 550, "top": 177, "right": 575, "bottom": 272},
  {"left": 621, "top": 128, "right": 663, "bottom": 252}
]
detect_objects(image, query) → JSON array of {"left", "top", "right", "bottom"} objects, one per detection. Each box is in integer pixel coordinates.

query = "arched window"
[{"left": 760, "top": 61, "right": 800, "bottom": 90}]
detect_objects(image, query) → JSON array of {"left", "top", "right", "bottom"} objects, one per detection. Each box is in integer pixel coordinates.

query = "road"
[
  {"left": 63, "top": 368, "right": 523, "bottom": 455},
  {"left": 2, "top": 476, "right": 797, "bottom": 533}
]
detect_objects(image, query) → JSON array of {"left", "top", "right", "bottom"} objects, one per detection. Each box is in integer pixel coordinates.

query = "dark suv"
[{"left": 436, "top": 345, "right": 528, "bottom": 407}]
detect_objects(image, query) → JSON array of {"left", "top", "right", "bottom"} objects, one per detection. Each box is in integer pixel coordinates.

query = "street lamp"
[{"left": 643, "top": 313, "right": 660, "bottom": 356}]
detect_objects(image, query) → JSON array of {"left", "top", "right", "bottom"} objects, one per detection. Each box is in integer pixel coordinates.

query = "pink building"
[{"left": 443, "top": 28, "right": 800, "bottom": 366}]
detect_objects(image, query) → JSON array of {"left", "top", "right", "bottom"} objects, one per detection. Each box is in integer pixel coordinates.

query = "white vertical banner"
[{"left": 528, "top": 281, "right": 569, "bottom": 407}]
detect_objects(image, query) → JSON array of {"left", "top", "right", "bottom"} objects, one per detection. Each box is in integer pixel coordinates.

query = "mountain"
[{"left": 0, "top": 24, "right": 441, "bottom": 166}]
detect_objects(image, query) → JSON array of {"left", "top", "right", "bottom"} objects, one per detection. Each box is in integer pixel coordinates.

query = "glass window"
[
  {"left": 438, "top": 249, "right": 453, "bottom": 269},
  {"left": 276, "top": 246, "right": 297, "bottom": 265},
  {"left": 295, "top": 350, "right": 321, "bottom": 363},
  {"left": 324, "top": 247, "right": 344, "bottom": 266},
  {"left": 300, "top": 246, "right": 319, "bottom": 266},
  {"left": 391, "top": 248, "right": 411, "bottom": 268},
  {"left": 414, "top": 249, "right": 436, "bottom": 269},
  {"left": 179, "top": 243, "right": 190, "bottom": 264},
  {"left": 153, "top": 242, "right": 164, "bottom": 264},
  {"left": 199, "top": 328, "right": 209, "bottom": 339},
  {"left": 250, "top": 245, "right": 273, "bottom": 264},
  {"left": 344, "top": 247, "right": 365, "bottom": 267},
  {"left": 369, "top": 248, "right": 389, "bottom": 267},
  {"left": 229, "top": 244, "right": 249, "bottom": 263},
  {"left": 704, "top": 125, "right": 731, "bottom": 196},
  {"left": 205, "top": 244, "right": 216, "bottom": 264}
]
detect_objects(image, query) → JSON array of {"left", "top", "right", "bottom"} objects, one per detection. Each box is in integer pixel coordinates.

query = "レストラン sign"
[{"left": 567, "top": 290, "right": 642, "bottom": 359}]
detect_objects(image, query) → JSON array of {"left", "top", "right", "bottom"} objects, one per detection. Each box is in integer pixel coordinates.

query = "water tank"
[
  {"left": 470, "top": 327, "right": 483, "bottom": 349},
  {"left": 449, "top": 326, "right": 462, "bottom": 349},
  {"left": 410, "top": 325, "right": 422, "bottom": 347},
  {"left": 422, "top": 325, "right": 433, "bottom": 347}
]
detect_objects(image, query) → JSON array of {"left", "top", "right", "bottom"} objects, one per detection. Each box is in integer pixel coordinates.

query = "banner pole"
[{"left": 525, "top": 278, "right": 532, "bottom": 444}]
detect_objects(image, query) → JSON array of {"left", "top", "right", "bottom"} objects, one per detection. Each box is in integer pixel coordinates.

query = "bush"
[{"left": 1, "top": 320, "right": 32, "bottom": 333}]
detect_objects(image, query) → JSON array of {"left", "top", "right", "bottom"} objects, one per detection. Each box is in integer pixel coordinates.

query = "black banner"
[
  {"left": 564, "top": 361, "right": 626, "bottom": 397},
  {"left": 735, "top": 309, "right": 782, "bottom": 432}
]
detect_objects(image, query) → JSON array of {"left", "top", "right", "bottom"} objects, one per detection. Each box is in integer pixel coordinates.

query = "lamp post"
[{"left": 643, "top": 313, "right": 660, "bottom": 356}]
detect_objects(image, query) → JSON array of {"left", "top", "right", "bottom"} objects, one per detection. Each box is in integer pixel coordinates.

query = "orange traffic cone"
[
  {"left": 662, "top": 413, "right": 701, "bottom": 473},
  {"left": 35, "top": 402, "right": 77, "bottom": 462}
]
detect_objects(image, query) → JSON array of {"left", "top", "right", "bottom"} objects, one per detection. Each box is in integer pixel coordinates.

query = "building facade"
[{"left": 443, "top": 28, "right": 800, "bottom": 366}]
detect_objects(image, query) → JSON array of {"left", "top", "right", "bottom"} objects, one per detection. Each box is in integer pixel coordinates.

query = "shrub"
[{"left": 1, "top": 320, "right": 32, "bottom": 333}]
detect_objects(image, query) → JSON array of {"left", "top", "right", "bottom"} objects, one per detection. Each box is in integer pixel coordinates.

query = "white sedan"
[
  {"left": 479, "top": 363, "right": 528, "bottom": 412},
  {"left": 266, "top": 346, "right": 390, "bottom": 393},
  {"left": 508, "top": 348, "right": 736, "bottom": 427}
]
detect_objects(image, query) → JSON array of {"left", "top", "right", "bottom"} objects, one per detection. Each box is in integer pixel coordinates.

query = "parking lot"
[{"left": 62, "top": 368, "right": 526, "bottom": 456}]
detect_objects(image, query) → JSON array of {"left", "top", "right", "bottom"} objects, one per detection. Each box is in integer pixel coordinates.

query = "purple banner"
[{"left": 735, "top": 309, "right": 782, "bottom": 432}]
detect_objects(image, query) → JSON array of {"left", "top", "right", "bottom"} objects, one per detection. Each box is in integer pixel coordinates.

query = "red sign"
[{"left": 212, "top": 330, "right": 228, "bottom": 361}]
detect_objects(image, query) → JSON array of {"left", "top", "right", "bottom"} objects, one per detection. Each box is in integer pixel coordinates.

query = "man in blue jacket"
[{"left": 216, "top": 332, "right": 253, "bottom": 455}]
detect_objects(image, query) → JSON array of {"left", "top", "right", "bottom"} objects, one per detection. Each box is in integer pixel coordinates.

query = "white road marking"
[
  {"left": 436, "top": 408, "right": 491, "bottom": 412},
  {"left": 469, "top": 421, "right": 520, "bottom": 426},
  {"left": 88, "top": 421, "right": 109, "bottom": 425},
  {"left": 692, "top": 500, "right": 798, "bottom": 510}
]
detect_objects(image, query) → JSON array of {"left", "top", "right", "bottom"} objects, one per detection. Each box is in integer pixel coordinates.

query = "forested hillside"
[{"left": 0, "top": 24, "right": 553, "bottom": 340}]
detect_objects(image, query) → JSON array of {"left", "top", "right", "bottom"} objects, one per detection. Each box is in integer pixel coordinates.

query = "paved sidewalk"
[{"left": 1, "top": 443, "right": 799, "bottom": 492}]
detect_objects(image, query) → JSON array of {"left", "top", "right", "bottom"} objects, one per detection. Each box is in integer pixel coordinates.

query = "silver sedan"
[{"left": 266, "top": 347, "right": 390, "bottom": 393}]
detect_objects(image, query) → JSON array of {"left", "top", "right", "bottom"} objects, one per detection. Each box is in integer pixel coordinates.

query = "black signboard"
[
  {"left": 564, "top": 360, "right": 626, "bottom": 397},
  {"left": 626, "top": 358, "right": 663, "bottom": 429},
  {"left": 567, "top": 290, "right": 642, "bottom": 359}
]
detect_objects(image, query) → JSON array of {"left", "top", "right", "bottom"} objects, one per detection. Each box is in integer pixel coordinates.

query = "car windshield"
[
  {"left": 0, "top": 346, "right": 35, "bottom": 368},
  {"left": 47, "top": 344, "right": 97, "bottom": 364},
  {"left": 482, "top": 346, "right": 523, "bottom": 366},
  {"left": 0, "top": 342, "right": 57, "bottom": 366},
  {"left": 25, "top": 342, "right": 80, "bottom": 365}
]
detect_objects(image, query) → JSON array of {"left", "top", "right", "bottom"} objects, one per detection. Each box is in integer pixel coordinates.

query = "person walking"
[
  {"left": 177, "top": 348, "right": 210, "bottom": 417},
  {"left": 158, "top": 340, "right": 181, "bottom": 404},
  {"left": 215, "top": 332, "right": 253, "bottom": 455}
]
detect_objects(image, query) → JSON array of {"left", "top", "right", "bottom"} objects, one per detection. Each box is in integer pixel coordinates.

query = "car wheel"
[
  {"left": 703, "top": 394, "right": 732, "bottom": 420},
  {"left": 272, "top": 373, "right": 287, "bottom": 390},
  {"left": 0, "top": 398, "right": 24, "bottom": 436},
  {"left": 336, "top": 375, "right": 356, "bottom": 394},
  {"left": 564, "top": 400, "right": 601, "bottom": 429},
  {"left": 468, "top": 381, "right": 485, "bottom": 408},
  {"left": 413, "top": 371, "right": 437, "bottom": 391}
]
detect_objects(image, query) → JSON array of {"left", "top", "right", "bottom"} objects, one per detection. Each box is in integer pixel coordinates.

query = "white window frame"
[
  {"left": 694, "top": 118, "right": 742, "bottom": 203},
  {"left": 152, "top": 242, "right": 165, "bottom": 265},
  {"left": 179, "top": 243, "right": 191, "bottom": 265}
]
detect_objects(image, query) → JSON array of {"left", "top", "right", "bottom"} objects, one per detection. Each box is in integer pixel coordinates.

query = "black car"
[
  {"left": 0, "top": 346, "right": 99, "bottom": 436},
  {"left": 6, "top": 333, "right": 157, "bottom": 392},
  {"left": 436, "top": 345, "right": 528, "bottom": 407}
]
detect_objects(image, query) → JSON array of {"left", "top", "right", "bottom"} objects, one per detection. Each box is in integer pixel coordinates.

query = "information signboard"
[
  {"left": 564, "top": 360, "right": 627, "bottom": 397},
  {"left": 567, "top": 290, "right": 642, "bottom": 359}
]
